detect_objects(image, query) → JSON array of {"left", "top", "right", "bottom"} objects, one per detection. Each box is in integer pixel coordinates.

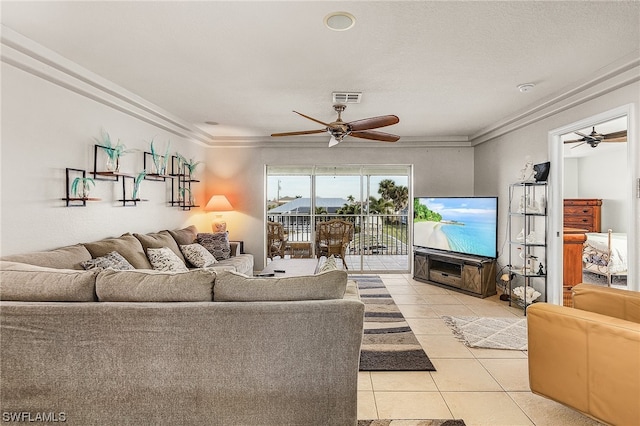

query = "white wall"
[
  {"left": 474, "top": 80, "right": 640, "bottom": 297},
  {"left": 1, "top": 64, "right": 206, "bottom": 255},
  {"left": 205, "top": 144, "right": 475, "bottom": 270}
]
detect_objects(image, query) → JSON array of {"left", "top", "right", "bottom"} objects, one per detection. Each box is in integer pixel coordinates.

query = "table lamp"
[{"left": 205, "top": 194, "right": 233, "bottom": 232}]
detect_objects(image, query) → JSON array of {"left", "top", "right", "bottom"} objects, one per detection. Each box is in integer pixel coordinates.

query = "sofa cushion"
[
  {"left": 80, "top": 251, "right": 135, "bottom": 271},
  {"left": 180, "top": 243, "right": 218, "bottom": 268},
  {"left": 197, "top": 232, "right": 231, "bottom": 260},
  {"left": 0, "top": 261, "right": 97, "bottom": 302},
  {"left": 134, "top": 230, "right": 186, "bottom": 264},
  {"left": 84, "top": 233, "right": 152, "bottom": 269},
  {"left": 0, "top": 244, "right": 92, "bottom": 270},
  {"left": 168, "top": 225, "right": 198, "bottom": 246},
  {"left": 213, "top": 269, "right": 348, "bottom": 302},
  {"left": 147, "top": 247, "right": 189, "bottom": 272},
  {"left": 95, "top": 268, "right": 215, "bottom": 302}
]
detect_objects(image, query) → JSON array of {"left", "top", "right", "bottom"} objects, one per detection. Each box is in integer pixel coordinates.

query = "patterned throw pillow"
[
  {"left": 81, "top": 251, "right": 135, "bottom": 271},
  {"left": 146, "top": 247, "right": 189, "bottom": 272},
  {"left": 180, "top": 243, "right": 218, "bottom": 268},
  {"left": 196, "top": 232, "right": 231, "bottom": 260},
  {"left": 318, "top": 255, "right": 338, "bottom": 273}
]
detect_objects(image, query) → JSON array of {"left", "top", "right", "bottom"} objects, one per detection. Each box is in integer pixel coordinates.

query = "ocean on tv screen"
[{"left": 414, "top": 197, "right": 498, "bottom": 258}]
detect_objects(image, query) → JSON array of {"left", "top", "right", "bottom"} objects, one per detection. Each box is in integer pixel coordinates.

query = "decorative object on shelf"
[
  {"left": 71, "top": 176, "right": 95, "bottom": 199},
  {"left": 537, "top": 262, "right": 545, "bottom": 276},
  {"left": 498, "top": 270, "right": 512, "bottom": 301},
  {"left": 175, "top": 153, "right": 202, "bottom": 178},
  {"left": 150, "top": 139, "right": 170, "bottom": 176},
  {"left": 95, "top": 130, "right": 133, "bottom": 172},
  {"left": 178, "top": 187, "right": 194, "bottom": 206},
  {"left": 533, "top": 161, "right": 550, "bottom": 182},
  {"left": 64, "top": 168, "right": 101, "bottom": 207},
  {"left": 205, "top": 195, "right": 234, "bottom": 232},
  {"left": 132, "top": 170, "right": 147, "bottom": 201},
  {"left": 512, "top": 285, "right": 541, "bottom": 305},
  {"left": 517, "top": 156, "right": 535, "bottom": 182}
]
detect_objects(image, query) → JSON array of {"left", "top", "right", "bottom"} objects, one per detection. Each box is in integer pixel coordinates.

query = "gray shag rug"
[
  {"left": 354, "top": 276, "right": 435, "bottom": 371},
  {"left": 442, "top": 316, "right": 528, "bottom": 351},
  {"left": 358, "top": 420, "right": 466, "bottom": 426}
]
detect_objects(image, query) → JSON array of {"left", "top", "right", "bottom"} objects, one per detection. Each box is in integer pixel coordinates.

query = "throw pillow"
[
  {"left": 213, "top": 269, "right": 348, "bottom": 302},
  {"left": 168, "top": 225, "right": 198, "bottom": 246},
  {"left": 180, "top": 244, "right": 218, "bottom": 268},
  {"left": 133, "top": 230, "right": 186, "bottom": 264},
  {"left": 0, "top": 261, "right": 98, "bottom": 302},
  {"left": 0, "top": 243, "right": 92, "bottom": 270},
  {"left": 80, "top": 251, "right": 135, "bottom": 271},
  {"left": 197, "top": 232, "right": 231, "bottom": 260},
  {"left": 318, "top": 255, "right": 338, "bottom": 273},
  {"left": 84, "top": 233, "right": 152, "bottom": 269},
  {"left": 95, "top": 268, "right": 215, "bottom": 302},
  {"left": 146, "top": 247, "right": 189, "bottom": 272}
]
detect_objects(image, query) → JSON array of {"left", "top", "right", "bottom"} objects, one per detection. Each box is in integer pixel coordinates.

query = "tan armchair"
[
  {"left": 267, "top": 221, "right": 288, "bottom": 259},
  {"left": 527, "top": 284, "right": 640, "bottom": 426},
  {"left": 315, "top": 219, "right": 354, "bottom": 269}
]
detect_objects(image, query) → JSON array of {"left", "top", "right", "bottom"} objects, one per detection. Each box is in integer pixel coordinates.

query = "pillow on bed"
[{"left": 213, "top": 269, "right": 347, "bottom": 302}]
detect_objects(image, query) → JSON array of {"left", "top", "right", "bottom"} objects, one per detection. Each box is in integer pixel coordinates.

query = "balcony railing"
[{"left": 267, "top": 213, "right": 409, "bottom": 256}]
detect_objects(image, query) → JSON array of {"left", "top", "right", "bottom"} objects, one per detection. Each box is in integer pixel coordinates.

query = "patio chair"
[
  {"left": 267, "top": 221, "right": 288, "bottom": 259},
  {"left": 315, "top": 219, "right": 354, "bottom": 269}
]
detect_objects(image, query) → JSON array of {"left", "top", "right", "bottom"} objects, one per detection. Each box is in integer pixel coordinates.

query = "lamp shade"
[{"left": 205, "top": 195, "right": 233, "bottom": 212}]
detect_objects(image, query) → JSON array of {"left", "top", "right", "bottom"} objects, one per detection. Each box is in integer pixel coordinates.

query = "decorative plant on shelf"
[
  {"left": 132, "top": 170, "right": 147, "bottom": 200},
  {"left": 95, "top": 130, "right": 133, "bottom": 172},
  {"left": 71, "top": 177, "right": 95, "bottom": 199},
  {"left": 150, "top": 139, "right": 171, "bottom": 176},
  {"left": 176, "top": 153, "right": 202, "bottom": 178},
  {"left": 178, "top": 187, "right": 194, "bottom": 205}
]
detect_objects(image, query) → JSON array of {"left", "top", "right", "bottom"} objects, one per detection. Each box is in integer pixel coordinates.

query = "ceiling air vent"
[{"left": 332, "top": 92, "right": 362, "bottom": 104}]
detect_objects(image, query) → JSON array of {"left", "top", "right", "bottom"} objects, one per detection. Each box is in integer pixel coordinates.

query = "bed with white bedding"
[{"left": 582, "top": 230, "right": 628, "bottom": 285}]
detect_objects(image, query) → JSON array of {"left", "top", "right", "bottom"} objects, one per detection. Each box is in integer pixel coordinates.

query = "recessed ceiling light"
[
  {"left": 205, "top": 121, "right": 219, "bottom": 125},
  {"left": 324, "top": 12, "right": 356, "bottom": 31},
  {"left": 517, "top": 83, "right": 535, "bottom": 93}
]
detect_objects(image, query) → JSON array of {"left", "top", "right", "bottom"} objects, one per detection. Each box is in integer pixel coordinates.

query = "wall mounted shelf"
[{"left": 63, "top": 168, "right": 101, "bottom": 207}]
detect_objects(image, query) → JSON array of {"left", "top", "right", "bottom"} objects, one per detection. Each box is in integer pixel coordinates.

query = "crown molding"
[{"left": 1, "top": 25, "right": 215, "bottom": 147}]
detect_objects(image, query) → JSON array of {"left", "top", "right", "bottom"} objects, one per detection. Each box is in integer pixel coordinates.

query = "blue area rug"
[{"left": 353, "top": 275, "right": 435, "bottom": 371}]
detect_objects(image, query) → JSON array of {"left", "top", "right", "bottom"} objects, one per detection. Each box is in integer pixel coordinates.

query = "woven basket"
[{"left": 563, "top": 286, "right": 573, "bottom": 307}]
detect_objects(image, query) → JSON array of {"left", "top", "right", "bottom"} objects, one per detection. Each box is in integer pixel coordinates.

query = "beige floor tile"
[
  {"left": 382, "top": 277, "right": 411, "bottom": 285},
  {"left": 430, "top": 304, "right": 477, "bottom": 317},
  {"left": 412, "top": 284, "right": 451, "bottom": 295},
  {"left": 467, "top": 304, "right": 522, "bottom": 317},
  {"left": 415, "top": 334, "right": 474, "bottom": 359},
  {"left": 430, "top": 359, "right": 502, "bottom": 391},
  {"left": 405, "top": 318, "right": 453, "bottom": 335},
  {"left": 389, "top": 294, "right": 426, "bottom": 304},
  {"left": 385, "top": 285, "right": 420, "bottom": 295},
  {"left": 374, "top": 391, "right": 453, "bottom": 419},
  {"left": 370, "top": 371, "right": 438, "bottom": 391},
  {"left": 442, "top": 391, "right": 534, "bottom": 425},
  {"left": 508, "top": 391, "right": 605, "bottom": 426},
  {"left": 421, "top": 294, "right": 463, "bottom": 305},
  {"left": 396, "top": 304, "right": 440, "bottom": 318},
  {"left": 358, "top": 371, "right": 373, "bottom": 391},
  {"left": 453, "top": 293, "right": 497, "bottom": 305},
  {"left": 357, "top": 391, "right": 378, "bottom": 420},
  {"left": 479, "top": 358, "right": 530, "bottom": 391},
  {"left": 467, "top": 347, "right": 527, "bottom": 359}
]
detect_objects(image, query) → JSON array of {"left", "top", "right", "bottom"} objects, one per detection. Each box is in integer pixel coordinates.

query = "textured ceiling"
[{"left": 2, "top": 1, "right": 639, "bottom": 145}]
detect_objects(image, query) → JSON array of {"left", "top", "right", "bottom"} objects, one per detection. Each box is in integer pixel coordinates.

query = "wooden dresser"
[{"left": 563, "top": 199, "right": 602, "bottom": 233}]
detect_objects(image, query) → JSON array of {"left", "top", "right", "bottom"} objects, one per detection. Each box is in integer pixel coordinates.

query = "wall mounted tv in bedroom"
[{"left": 413, "top": 197, "right": 498, "bottom": 259}]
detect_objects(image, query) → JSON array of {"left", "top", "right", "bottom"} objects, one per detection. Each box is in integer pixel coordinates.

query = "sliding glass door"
[{"left": 266, "top": 165, "right": 411, "bottom": 273}]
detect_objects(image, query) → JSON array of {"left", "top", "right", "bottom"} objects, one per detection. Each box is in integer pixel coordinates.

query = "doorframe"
[{"left": 547, "top": 104, "right": 638, "bottom": 304}]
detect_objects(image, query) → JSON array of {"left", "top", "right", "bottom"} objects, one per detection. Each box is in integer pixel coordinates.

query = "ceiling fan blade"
[
  {"left": 564, "top": 138, "right": 584, "bottom": 144},
  {"left": 602, "top": 130, "right": 627, "bottom": 142},
  {"left": 574, "top": 131, "right": 590, "bottom": 138},
  {"left": 348, "top": 115, "right": 400, "bottom": 131},
  {"left": 293, "top": 111, "right": 331, "bottom": 127},
  {"left": 271, "top": 129, "right": 326, "bottom": 137},
  {"left": 350, "top": 130, "right": 400, "bottom": 142},
  {"left": 570, "top": 142, "right": 587, "bottom": 149}
]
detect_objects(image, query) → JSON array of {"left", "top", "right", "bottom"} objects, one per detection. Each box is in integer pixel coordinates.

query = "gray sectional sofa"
[{"left": 0, "top": 227, "right": 365, "bottom": 425}]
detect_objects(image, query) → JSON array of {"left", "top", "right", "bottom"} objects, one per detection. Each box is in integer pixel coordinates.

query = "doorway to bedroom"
[{"left": 266, "top": 164, "right": 412, "bottom": 273}]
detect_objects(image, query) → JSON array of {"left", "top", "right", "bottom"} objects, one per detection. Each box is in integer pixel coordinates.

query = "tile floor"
[{"left": 357, "top": 274, "right": 605, "bottom": 426}]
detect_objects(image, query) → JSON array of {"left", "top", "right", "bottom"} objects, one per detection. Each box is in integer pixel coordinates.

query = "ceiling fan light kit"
[{"left": 271, "top": 104, "right": 400, "bottom": 147}]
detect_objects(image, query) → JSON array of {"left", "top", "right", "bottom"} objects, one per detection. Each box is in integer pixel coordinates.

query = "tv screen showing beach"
[{"left": 413, "top": 197, "right": 498, "bottom": 258}]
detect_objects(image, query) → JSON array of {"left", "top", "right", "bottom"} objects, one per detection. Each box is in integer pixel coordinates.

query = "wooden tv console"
[{"left": 413, "top": 248, "right": 497, "bottom": 298}]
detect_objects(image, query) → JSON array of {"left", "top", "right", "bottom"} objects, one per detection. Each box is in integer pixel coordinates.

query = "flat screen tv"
[{"left": 413, "top": 197, "right": 498, "bottom": 258}]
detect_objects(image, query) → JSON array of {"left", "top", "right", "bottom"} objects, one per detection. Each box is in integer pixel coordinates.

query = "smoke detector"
[{"left": 332, "top": 92, "right": 362, "bottom": 104}]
